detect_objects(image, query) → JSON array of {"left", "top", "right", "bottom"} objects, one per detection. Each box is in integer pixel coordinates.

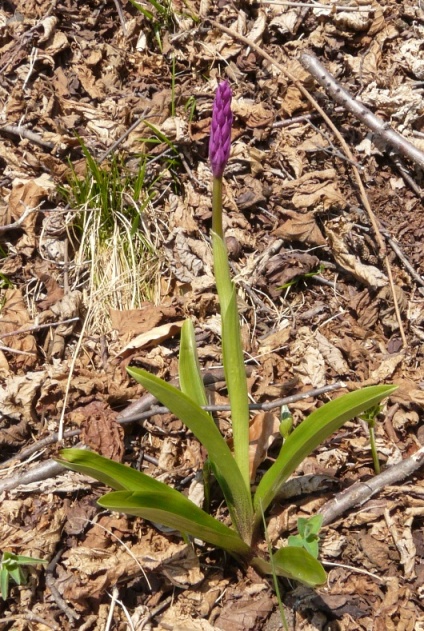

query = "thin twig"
[
  {"left": 0, "top": 614, "right": 59, "bottom": 630},
  {"left": 117, "top": 382, "right": 345, "bottom": 425},
  {"left": 0, "top": 123, "right": 55, "bottom": 150},
  {"left": 139, "top": 596, "right": 172, "bottom": 630},
  {"left": 382, "top": 231, "right": 424, "bottom": 288},
  {"left": 257, "top": 1, "right": 374, "bottom": 11},
  {"left": 0, "top": 460, "right": 65, "bottom": 493},
  {"left": 0, "top": 204, "right": 40, "bottom": 233},
  {"left": 111, "top": 0, "right": 127, "bottom": 36},
  {"left": 319, "top": 446, "right": 424, "bottom": 526},
  {"left": 0, "top": 317, "right": 80, "bottom": 339},
  {"left": 57, "top": 310, "right": 89, "bottom": 441},
  {"left": 45, "top": 549, "right": 80, "bottom": 622},
  {"left": 0, "top": 345, "right": 37, "bottom": 356},
  {"left": 97, "top": 109, "right": 148, "bottom": 163},
  {"left": 300, "top": 52, "right": 424, "bottom": 171},
  {"left": 0, "top": 430, "right": 80, "bottom": 468}
]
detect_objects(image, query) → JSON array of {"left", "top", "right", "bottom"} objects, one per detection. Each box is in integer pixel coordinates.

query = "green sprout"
[
  {"left": 278, "top": 264, "right": 324, "bottom": 291},
  {"left": 1, "top": 552, "right": 47, "bottom": 600},
  {"left": 288, "top": 515, "right": 323, "bottom": 559},
  {"left": 360, "top": 404, "right": 382, "bottom": 474},
  {"left": 58, "top": 82, "right": 396, "bottom": 588}
]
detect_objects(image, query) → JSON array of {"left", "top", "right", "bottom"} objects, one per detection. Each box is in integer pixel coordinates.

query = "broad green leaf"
[
  {"left": 212, "top": 232, "right": 250, "bottom": 493},
  {"left": 252, "top": 547, "right": 326, "bottom": 587},
  {"left": 98, "top": 491, "right": 251, "bottom": 557},
  {"left": 254, "top": 385, "right": 397, "bottom": 518},
  {"left": 287, "top": 534, "right": 319, "bottom": 559},
  {"left": 58, "top": 449, "right": 187, "bottom": 498},
  {"left": 302, "top": 514, "right": 323, "bottom": 537},
  {"left": 273, "top": 547, "right": 326, "bottom": 586},
  {"left": 127, "top": 368, "right": 253, "bottom": 543},
  {"left": 179, "top": 319, "right": 209, "bottom": 408}
]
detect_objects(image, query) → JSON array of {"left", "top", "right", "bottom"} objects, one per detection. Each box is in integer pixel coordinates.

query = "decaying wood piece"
[
  {"left": 300, "top": 52, "right": 424, "bottom": 171},
  {"left": 320, "top": 446, "right": 424, "bottom": 526}
]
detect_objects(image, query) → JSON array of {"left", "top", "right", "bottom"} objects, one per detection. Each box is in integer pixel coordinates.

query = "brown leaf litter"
[{"left": 1, "top": 0, "right": 424, "bottom": 629}]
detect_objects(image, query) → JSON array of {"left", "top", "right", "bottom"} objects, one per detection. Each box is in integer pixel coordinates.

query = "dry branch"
[
  {"left": 300, "top": 52, "right": 424, "bottom": 171},
  {"left": 320, "top": 446, "right": 424, "bottom": 526}
]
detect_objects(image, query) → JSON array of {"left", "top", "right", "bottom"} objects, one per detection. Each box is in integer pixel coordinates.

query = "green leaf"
[
  {"left": 179, "top": 319, "right": 209, "bottom": 408},
  {"left": 273, "top": 546, "right": 326, "bottom": 586},
  {"left": 1, "top": 568, "right": 9, "bottom": 600},
  {"left": 58, "top": 449, "right": 186, "bottom": 497},
  {"left": 98, "top": 491, "right": 251, "bottom": 557},
  {"left": 127, "top": 368, "right": 253, "bottom": 543},
  {"left": 288, "top": 534, "right": 319, "bottom": 559},
  {"left": 302, "top": 514, "right": 323, "bottom": 537},
  {"left": 9, "top": 567, "right": 25, "bottom": 586},
  {"left": 254, "top": 385, "right": 397, "bottom": 519},
  {"left": 1, "top": 552, "right": 47, "bottom": 567},
  {"left": 252, "top": 546, "right": 326, "bottom": 587},
  {"left": 212, "top": 232, "right": 250, "bottom": 493}
]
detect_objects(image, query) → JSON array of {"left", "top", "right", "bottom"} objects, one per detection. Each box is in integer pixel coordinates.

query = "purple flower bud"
[{"left": 209, "top": 81, "right": 233, "bottom": 178}]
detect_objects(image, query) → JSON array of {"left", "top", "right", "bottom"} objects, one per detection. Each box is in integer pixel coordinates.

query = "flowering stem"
[{"left": 212, "top": 177, "right": 223, "bottom": 239}]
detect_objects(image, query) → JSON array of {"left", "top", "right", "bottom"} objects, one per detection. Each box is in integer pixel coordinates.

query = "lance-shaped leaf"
[
  {"left": 179, "top": 319, "right": 209, "bottom": 409},
  {"left": 252, "top": 546, "right": 326, "bottom": 587},
  {"left": 127, "top": 367, "right": 253, "bottom": 543},
  {"left": 213, "top": 232, "right": 251, "bottom": 494},
  {"left": 98, "top": 490, "right": 251, "bottom": 557},
  {"left": 253, "top": 385, "right": 397, "bottom": 520},
  {"left": 58, "top": 448, "right": 188, "bottom": 496}
]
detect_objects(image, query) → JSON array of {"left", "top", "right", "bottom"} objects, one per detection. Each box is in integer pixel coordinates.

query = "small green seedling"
[
  {"left": 58, "top": 83, "right": 396, "bottom": 588},
  {"left": 288, "top": 515, "right": 323, "bottom": 559},
  {"left": 279, "top": 405, "right": 293, "bottom": 440},
  {"left": 0, "top": 552, "right": 47, "bottom": 600},
  {"left": 359, "top": 404, "right": 382, "bottom": 474},
  {"left": 278, "top": 265, "right": 324, "bottom": 291}
]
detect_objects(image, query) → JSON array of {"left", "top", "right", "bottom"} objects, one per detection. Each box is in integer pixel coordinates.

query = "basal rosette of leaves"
[{"left": 58, "top": 82, "right": 397, "bottom": 587}]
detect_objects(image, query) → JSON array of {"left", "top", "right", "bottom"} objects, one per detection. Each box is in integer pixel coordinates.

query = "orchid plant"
[{"left": 58, "top": 82, "right": 396, "bottom": 587}]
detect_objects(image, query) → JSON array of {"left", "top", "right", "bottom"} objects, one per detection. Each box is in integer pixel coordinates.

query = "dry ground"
[{"left": 1, "top": 0, "right": 424, "bottom": 629}]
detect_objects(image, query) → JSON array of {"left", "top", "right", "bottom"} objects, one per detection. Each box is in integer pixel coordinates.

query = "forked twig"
[
  {"left": 0, "top": 204, "right": 40, "bottom": 233},
  {"left": 209, "top": 21, "right": 407, "bottom": 346}
]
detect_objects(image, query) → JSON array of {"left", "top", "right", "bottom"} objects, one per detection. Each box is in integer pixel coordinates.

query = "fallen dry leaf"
[
  {"left": 69, "top": 400, "right": 124, "bottom": 461},
  {"left": 118, "top": 320, "right": 185, "bottom": 355},
  {"left": 327, "top": 226, "right": 388, "bottom": 288},
  {"left": 248, "top": 411, "right": 280, "bottom": 481}
]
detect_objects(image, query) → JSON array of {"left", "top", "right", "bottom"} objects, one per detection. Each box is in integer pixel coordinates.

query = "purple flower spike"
[{"left": 209, "top": 81, "right": 233, "bottom": 178}]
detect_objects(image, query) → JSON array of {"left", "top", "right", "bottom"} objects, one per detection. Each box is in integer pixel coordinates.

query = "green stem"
[
  {"left": 368, "top": 423, "right": 380, "bottom": 474},
  {"left": 211, "top": 174, "right": 251, "bottom": 504},
  {"left": 212, "top": 176, "right": 223, "bottom": 238}
]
